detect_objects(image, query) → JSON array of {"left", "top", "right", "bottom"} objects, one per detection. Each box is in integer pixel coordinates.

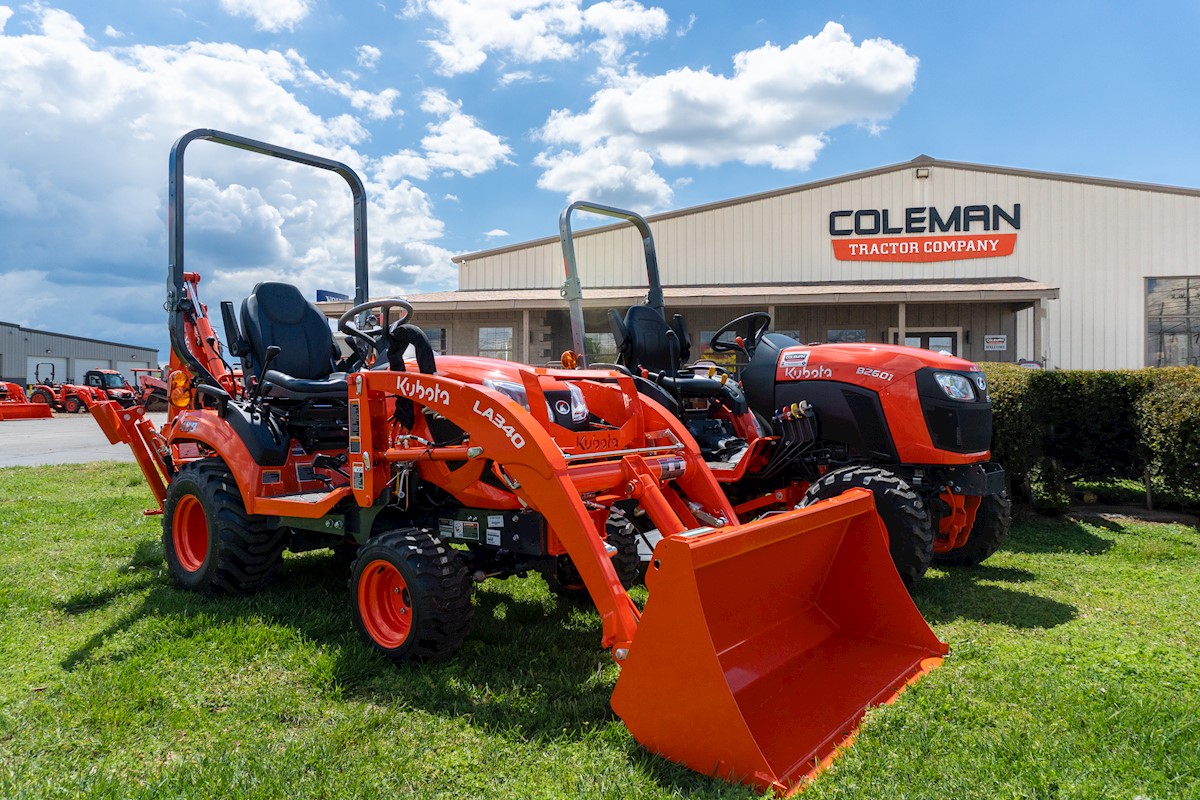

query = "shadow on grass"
[
  {"left": 915, "top": 563, "right": 1077, "bottom": 629},
  {"left": 54, "top": 551, "right": 623, "bottom": 742}
]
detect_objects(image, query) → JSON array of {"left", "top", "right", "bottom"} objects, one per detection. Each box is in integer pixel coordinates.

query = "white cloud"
[
  {"left": 484, "top": 228, "right": 509, "bottom": 237},
  {"left": 536, "top": 21, "right": 918, "bottom": 209},
  {"left": 219, "top": 0, "right": 312, "bottom": 32},
  {"left": 356, "top": 44, "right": 382, "bottom": 69},
  {"left": 104, "top": 25, "right": 124, "bottom": 39},
  {"left": 0, "top": 7, "right": 11, "bottom": 33},
  {"left": 408, "top": 0, "right": 668, "bottom": 76},
  {"left": 499, "top": 70, "right": 536, "bottom": 85},
  {"left": 535, "top": 141, "right": 670, "bottom": 209},
  {"left": 0, "top": 6, "right": 456, "bottom": 355},
  {"left": 582, "top": 0, "right": 667, "bottom": 66},
  {"left": 376, "top": 89, "right": 512, "bottom": 180}
]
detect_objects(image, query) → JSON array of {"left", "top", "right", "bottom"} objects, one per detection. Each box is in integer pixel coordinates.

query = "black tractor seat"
[
  {"left": 239, "top": 281, "right": 347, "bottom": 399},
  {"left": 260, "top": 370, "right": 348, "bottom": 399}
]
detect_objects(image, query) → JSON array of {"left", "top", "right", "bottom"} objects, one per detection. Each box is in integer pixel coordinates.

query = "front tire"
[
  {"left": 162, "top": 459, "right": 286, "bottom": 594},
  {"left": 802, "top": 465, "right": 934, "bottom": 591},
  {"left": 932, "top": 491, "right": 1012, "bottom": 567},
  {"left": 350, "top": 529, "right": 473, "bottom": 663},
  {"left": 63, "top": 395, "right": 83, "bottom": 413},
  {"left": 545, "top": 518, "right": 642, "bottom": 598},
  {"left": 30, "top": 387, "right": 54, "bottom": 406}
]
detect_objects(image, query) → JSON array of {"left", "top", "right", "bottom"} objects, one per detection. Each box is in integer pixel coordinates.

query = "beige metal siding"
[{"left": 459, "top": 164, "right": 1200, "bottom": 369}]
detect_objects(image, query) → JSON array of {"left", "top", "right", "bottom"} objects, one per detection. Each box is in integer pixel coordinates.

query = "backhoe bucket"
[{"left": 611, "top": 489, "right": 946, "bottom": 795}]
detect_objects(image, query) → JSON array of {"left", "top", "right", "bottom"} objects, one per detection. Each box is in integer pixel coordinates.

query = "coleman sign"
[{"left": 830, "top": 204, "right": 1020, "bottom": 263}]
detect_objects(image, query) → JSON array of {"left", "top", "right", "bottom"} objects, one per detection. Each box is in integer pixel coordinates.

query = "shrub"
[
  {"left": 1137, "top": 369, "right": 1200, "bottom": 497},
  {"left": 979, "top": 363, "right": 1042, "bottom": 487},
  {"left": 980, "top": 364, "right": 1200, "bottom": 505},
  {"left": 1032, "top": 369, "right": 1152, "bottom": 482}
]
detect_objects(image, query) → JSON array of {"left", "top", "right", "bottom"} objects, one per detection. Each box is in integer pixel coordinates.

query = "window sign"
[{"left": 984, "top": 334, "right": 1007, "bottom": 351}]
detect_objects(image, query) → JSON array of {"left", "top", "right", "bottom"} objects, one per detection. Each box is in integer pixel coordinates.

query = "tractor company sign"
[{"left": 829, "top": 204, "right": 1020, "bottom": 263}]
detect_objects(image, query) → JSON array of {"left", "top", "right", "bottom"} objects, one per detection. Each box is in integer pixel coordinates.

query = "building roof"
[
  {"left": 318, "top": 277, "right": 1058, "bottom": 317},
  {"left": 452, "top": 154, "right": 1200, "bottom": 264},
  {"left": 0, "top": 320, "right": 158, "bottom": 354}
]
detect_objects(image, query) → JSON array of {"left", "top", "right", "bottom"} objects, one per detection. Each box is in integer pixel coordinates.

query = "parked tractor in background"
[
  {"left": 559, "top": 201, "right": 1011, "bottom": 589},
  {"left": 131, "top": 367, "right": 169, "bottom": 411},
  {"left": 81, "top": 369, "right": 139, "bottom": 408},
  {"left": 28, "top": 363, "right": 104, "bottom": 413},
  {"left": 85, "top": 129, "right": 948, "bottom": 795},
  {"left": 0, "top": 382, "right": 53, "bottom": 420}
]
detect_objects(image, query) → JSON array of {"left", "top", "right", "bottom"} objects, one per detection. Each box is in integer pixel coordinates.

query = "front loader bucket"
[
  {"left": 611, "top": 489, "right": 946, "bottom": 795},
  {"left": 0, "top": 403, "right": 53, "bottom": 420}
]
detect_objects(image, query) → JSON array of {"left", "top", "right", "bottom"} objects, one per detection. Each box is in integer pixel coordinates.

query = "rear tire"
[
  {"left": 802, "top": 465, "right": 934, "bottom": 591},
  {"left": 30, "top": 388, "right": 54, "bottom": 406},
  {"left": 162, "top": 459, "right": 286, "bottom": 594},
  {"left": 350, "top": 528, "right": 473, "bottom": 663},
  {"left": 932, "top": 491, "right": 1012, "bottom": 567}
]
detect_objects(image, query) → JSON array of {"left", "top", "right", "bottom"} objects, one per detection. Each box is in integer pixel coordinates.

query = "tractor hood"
[{"left": 773, "top": 342, "right": 982, "bottom": 387}]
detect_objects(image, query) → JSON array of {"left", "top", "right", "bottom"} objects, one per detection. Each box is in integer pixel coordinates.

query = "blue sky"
[{"left": 1, "top": 1, "right": 1198, "bottom": 362}]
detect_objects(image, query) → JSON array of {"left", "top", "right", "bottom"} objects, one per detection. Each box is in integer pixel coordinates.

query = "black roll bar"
[{"left": 166, "top": 128, "right": 369, "bottom": 382}]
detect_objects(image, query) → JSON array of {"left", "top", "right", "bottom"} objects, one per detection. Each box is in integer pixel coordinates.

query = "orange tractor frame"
[{"left": 87, "top": 129, "right": 947, "bottom": 795}]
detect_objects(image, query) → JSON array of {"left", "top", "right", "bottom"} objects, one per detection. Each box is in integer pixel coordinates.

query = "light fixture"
[{"left": 915, "top": 167, "right": 930, "bottom": 179}]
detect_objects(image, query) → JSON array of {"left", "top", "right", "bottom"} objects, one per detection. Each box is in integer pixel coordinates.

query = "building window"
[
  {"left": 827, "top": 328, "right": 866, "bottom": 344},
  {"left": 478, "top": 326, "right": 513, "bottom": 360},
  {"left": 585, "top": 332, "right": 617, "bottom": 363},
  {"left": 1146, "top": 277, "right": 1200, "bottom": 366},
  {"left": 422, "top": 327, "right": 447, "bottom": 355}
]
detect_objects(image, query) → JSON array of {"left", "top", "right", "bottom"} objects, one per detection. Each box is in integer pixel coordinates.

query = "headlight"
[
  {"left": 934, "top": 371, "right": 976, "bottom": 401},
  {"left": 483, "top": 378, "right": 529, "bottom": 409},
  {"left": 566, "top": 382, "right": 589, "bottom": 423}
]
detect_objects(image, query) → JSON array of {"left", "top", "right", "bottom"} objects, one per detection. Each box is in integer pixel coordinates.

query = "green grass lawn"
[{"left": 1, "top": 464, "right": 1197, "bottom": 799}]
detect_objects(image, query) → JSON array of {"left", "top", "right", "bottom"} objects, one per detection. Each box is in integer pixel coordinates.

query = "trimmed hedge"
[{"left": 980, "top": 363, "right": 1200, "bottom": 506}]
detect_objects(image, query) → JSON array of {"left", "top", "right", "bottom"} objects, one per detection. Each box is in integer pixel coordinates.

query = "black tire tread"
[
  {"left": 604, "top": 518, "right": 642, "bottom": 590},
  {"left": 932, "top": 491, "right": 1013, "bottom": 567},
  {"left": 162, "top": 459, "right": 287, "bottom": 595},
  {"left": 803, "top": 465, "right": 934, "bottom": 590},
  {"left": 349, "top": 528, "right": 473, "bottom": 663}
]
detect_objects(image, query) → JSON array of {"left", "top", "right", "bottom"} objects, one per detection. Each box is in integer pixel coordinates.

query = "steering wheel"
[
  {"left": 337, "top": 299, "right": 415, "bottom": 368},
  {"left": 709, "top": 312, "right": 772, "bottom": 356}
]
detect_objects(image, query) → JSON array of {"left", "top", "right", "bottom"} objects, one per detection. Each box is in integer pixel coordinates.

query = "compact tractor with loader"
[
  {"left": 0, "top": 382, "right": 53, "bottom": 420},
  {"left": 559, "top": 201, "right": 1011, "bottom": 588},
  {"left": 28, "top": 363, "right": 106, "bottom": 413},
  {"left": 87, "top": 129, "right": 948, "bottom": 795}
]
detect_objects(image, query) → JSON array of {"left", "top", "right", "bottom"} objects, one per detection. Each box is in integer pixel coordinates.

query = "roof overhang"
[{"left": 318, "top": 278, "right": 1059, "bottom": 318}]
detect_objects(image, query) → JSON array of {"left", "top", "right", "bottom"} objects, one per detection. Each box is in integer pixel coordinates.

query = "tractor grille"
[{"left": 922, "top": 402, "right": 992, "bottom": 453}]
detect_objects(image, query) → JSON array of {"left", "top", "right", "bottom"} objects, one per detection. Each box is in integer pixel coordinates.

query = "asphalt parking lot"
[{"left": 0, "top": 411, "right": 168, "bottom": 467}]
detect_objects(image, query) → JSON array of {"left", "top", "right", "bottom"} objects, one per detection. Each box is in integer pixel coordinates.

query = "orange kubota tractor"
[
  {"left": 28, "top": 363, "right": 106, "bottom": 413},
  {"left": 87, "top": 130, "right": 947, "bottom": 795},
  {"left": 559, "top": 202, "right": 1011, "bottom": 589},
  {"left": 0, "top": 381, "right": 53, "bottom": 420}
]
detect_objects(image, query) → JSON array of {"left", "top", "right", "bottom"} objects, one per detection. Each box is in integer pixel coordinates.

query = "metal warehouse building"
[
  {"left": 331, "top": 156, "right": 1200, "bottom": 370},
  {"left": 0, "top": 321, "right": 159, "bottom": 387}
]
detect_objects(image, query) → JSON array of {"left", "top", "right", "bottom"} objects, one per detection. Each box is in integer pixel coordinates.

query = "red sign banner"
[{"left": 832, "top": 233, "right": 1017, "bottom": 263}]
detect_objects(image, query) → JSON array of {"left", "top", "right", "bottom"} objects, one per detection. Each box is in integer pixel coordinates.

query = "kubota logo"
[
  {"left": 473, "top": 400, "right": 526, "bottom": 449},
  {"left": 397, "top": 376, "right": 449, "bottom": 405},
  {"left": 783, "top": 365, "right": 833, "bottom": 380}
]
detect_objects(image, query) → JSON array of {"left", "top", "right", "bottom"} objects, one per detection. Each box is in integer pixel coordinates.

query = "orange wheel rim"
[
  {"left": 358, "top": 559, "right": 413, "bottom": 649},
  {"left": 172, "top": 494, "right": 208, "bottom": 573}
]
